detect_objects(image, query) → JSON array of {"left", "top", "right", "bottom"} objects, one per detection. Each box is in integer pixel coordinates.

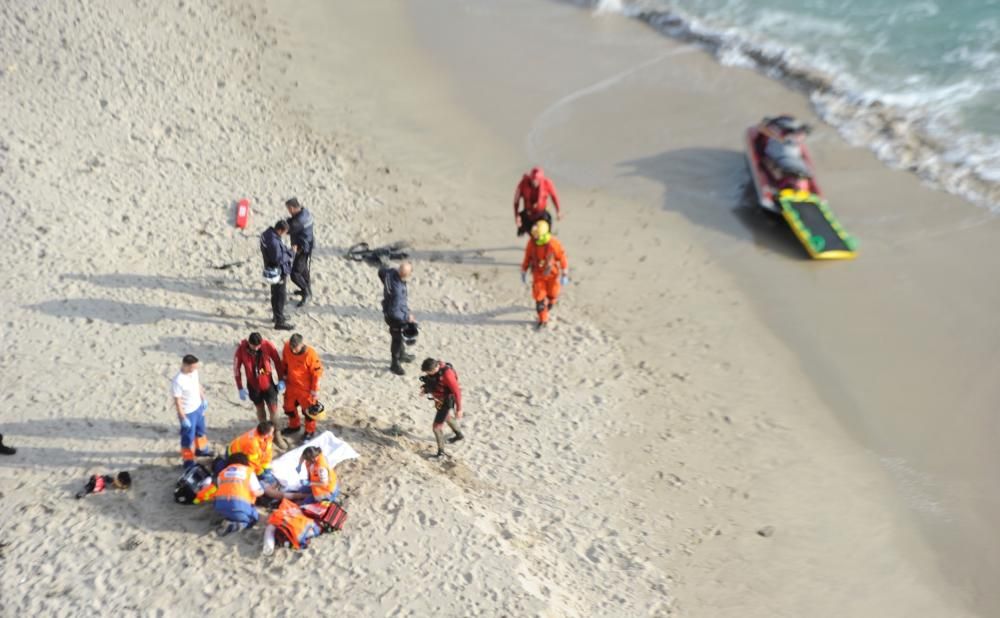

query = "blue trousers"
[
  {"left": 179, "top": 402, "right": 208, "bottom": 460},
  {"left": 301, "top": 485, "right": 340, "bottom": 505},
  {"left": 214, "top": 498, "right": 259, "bottom": 526}
]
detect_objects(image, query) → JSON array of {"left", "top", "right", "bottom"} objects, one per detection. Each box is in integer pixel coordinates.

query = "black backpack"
[{"left": 174, "top": 463, "right": 211, "bottom": 505}]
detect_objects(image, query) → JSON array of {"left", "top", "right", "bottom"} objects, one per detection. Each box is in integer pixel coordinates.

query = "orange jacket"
[
  {"left": 214, "top": 464, "right": 261, "bottom": 505},
  {"left": 228, "top": 428, "right": 273, "bottom": 475},
  {"left": 281, "top": 342, "right": 324, "bottom": 393},
  {"left": 521, "top": 237, "right": 568, "bottom": 278},
  {"left": 268, "top": 498, "right": 314, "bottom": 549},
  {"left": 307, "top": 453, "right": 337, "bottom": 499}
]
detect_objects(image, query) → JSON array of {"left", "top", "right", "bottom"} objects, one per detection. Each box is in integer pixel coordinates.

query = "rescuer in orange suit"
[
  {"left": 520, "top": 220, "right": 569, "bottom": 329},
  {"left": 513, "top": 166, "right": 562, "bottom": 237},
  {"left": 280, "top": 333, "right": 325, "bottom": 441}
]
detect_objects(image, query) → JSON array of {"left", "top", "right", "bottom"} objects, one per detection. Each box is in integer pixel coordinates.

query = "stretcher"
[
  {"left": 270, "top": 431, "right": 359, "bottom": 491},
  {"left": 777, "top": 190, "right": 858, "bottom": 260}
]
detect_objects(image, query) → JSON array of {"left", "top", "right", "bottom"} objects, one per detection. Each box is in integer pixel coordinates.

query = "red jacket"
[
  {"left": 513, "top": 168, "right": 561, "bottom": 218},
  {"left": 233, "top": 339, "right": 283, "bottom": 391},
  {"left": 430, "top": 363, "right": 462, "bottom": 412}
]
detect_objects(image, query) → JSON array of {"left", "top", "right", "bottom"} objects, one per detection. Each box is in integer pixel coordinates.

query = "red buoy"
[{"left": 235, "top": 198, "right": 250, "bottom": 229}]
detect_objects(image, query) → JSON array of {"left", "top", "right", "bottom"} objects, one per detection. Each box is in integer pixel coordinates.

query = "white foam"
[{"left": 603, "top": 1, "right": 1000, "bottom": 209}]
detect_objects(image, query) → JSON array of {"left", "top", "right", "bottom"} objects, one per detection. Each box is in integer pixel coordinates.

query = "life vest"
[
  {"left": 228, "top": 429, "right": 273, "bottom": 475},
  {"left": 525, "top": 238, "right": 566, "bottom": 278},
  {"left": 428, "top": 363, "right": 459, "bottom": 408},
  {"left": 214, "top": 464, "right": 256, "bottom": 505},
  {"left": 268, "top": 499, "right": 313, "bottom": 549},
  {"left": 193, "top": 483, "right": 218, "bottom": 504},
  {"left": 308, "top": 453, "right": 337, "bottom": 499}
]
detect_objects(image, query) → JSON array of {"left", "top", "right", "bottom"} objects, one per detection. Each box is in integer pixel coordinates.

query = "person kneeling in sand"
[
  {"left": 227, "top": 421, "right": 285, "bottom": 499},
  {"left": 214, "top": 453, "right": 264, "bottom": 536},
  {"left": 284, "top": 446, "right": 340, "bottom": 505}
]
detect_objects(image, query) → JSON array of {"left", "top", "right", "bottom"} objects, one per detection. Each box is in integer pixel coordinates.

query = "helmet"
[
  {"left": 531, "top": 220, "right": 551, "bottom": 245},
  {"left": 304, "top": 401, "right": 325, "bottom": 421},
  {"left": 402, "top": 322, "right": 419, "bottom": 346}
]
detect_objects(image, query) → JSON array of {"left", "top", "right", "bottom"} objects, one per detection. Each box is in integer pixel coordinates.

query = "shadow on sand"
[{"left": 620, "top": 147, "right": 809, "bottom": 260}]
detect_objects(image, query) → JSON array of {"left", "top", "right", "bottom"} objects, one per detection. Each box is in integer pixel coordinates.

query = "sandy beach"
[{"left": 0, "top": 0, "right": 995, "bottom": 615}]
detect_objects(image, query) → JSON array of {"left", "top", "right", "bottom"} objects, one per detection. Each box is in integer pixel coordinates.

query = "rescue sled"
[{"left": 745, "top": 116, "right": 858, "bottom": 260}]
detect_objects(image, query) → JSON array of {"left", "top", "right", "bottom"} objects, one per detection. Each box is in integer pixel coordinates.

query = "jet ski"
[{"left": 745, "top": 116, "right": 858, "bottom": 260}]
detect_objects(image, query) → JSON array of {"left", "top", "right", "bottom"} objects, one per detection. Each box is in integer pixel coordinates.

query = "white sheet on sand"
[{"left": 270, "top": 430, "right": 359, "bottom": 491}]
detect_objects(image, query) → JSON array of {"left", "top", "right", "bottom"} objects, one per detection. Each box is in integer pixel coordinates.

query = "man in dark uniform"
[
  {"left": 285, "top": 198, "right": 315, "bottom": 307},
  {"left": 259, "top": 219, "right": 294, "bottom": 330},
  {"left": 378, "top": 261, "right": 415, "bottom": 375}
]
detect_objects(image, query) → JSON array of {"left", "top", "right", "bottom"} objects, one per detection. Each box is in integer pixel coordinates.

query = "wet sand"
[{"left": 267, "top": 0, "right": 995, "bottom": 614}]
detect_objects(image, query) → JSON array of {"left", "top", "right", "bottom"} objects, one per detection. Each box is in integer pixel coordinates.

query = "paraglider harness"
[
  {"left": 517, "top": 208, "right": 552, "bottom": 237},
  {"left": 344, "top": 242, "right": 409, "bottom": 267},
  {"left": 420, "top": 363, "right": 457, "bottom": 412}
]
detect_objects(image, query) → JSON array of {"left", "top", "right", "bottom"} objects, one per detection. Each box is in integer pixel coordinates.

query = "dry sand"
[{"left": 0, "top": 0, "right": 987, "bottom": 616}]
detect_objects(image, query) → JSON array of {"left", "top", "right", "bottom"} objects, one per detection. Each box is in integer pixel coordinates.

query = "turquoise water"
[{"left": 591, "top": 0, "right": 1000, "bottom": 204}]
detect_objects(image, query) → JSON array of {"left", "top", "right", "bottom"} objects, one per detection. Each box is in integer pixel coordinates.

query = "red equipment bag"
[{"left": 301, "top": 501, "right": 348, "bottom": 532}]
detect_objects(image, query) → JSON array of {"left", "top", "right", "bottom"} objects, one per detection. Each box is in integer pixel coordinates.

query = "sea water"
[{"left": 585, "top": 0, "right": 1000, "bottom": 207}]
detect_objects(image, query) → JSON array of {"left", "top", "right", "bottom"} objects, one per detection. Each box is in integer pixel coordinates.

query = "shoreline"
[
  {"left": 401, "top": 0, "right": 1000, "bottom": 611},
  {"left": 584, "top": 0, "right": 1000, "bottom": 210},
  {"left": 270, "top": 0, "right": 981, "bottom": 614},
  {"left": 0, "top": 0, "right": 991, "bottom": 615}
]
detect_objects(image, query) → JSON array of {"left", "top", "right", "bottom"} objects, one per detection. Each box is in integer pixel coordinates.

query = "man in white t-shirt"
[{"left": 172, "top": 354, "right": 212, "bottom": 469}]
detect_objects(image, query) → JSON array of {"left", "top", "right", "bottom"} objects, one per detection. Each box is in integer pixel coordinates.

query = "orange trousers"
[
  {"left": 284, "top": 389, "right": 317, "bottom": 433},
  {"left": 531, "top": 275, "right": 561, "bottom": 324}
]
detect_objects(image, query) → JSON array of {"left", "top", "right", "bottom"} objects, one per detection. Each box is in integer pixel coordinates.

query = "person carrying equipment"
[
  {"left": 513, "top": 166, "right": 562, "bottom": 237},
  {"left": 520, "top": 220, "right": 569, "bottom": 329},
  {"left": 378, "top": 261, "right": 416, "bottom": 376},
  {"left": 420, "top": 358, "right": 464, "bottom": 459},
  {"left": 213, "top": 453, "right": 264, "bottom": 536},
  {"left": 259, "top": 219, "right": 295, "bottom": 330},
  {"left": 233, "top": 332, "right": 288, "bottom": 448},
  {"left": 285, "top": 446, "right": 340, "bottom": 504},
  {"left": 280, "top": 333, "right": 325, "bottom": 440}
]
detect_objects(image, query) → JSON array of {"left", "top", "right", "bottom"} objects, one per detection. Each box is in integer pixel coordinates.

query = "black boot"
[
  {"left": 0, "top": 434, "right": 15, "bottom": 456},
  {"left": 399, "top": 351, "right": 415, "bottom": 363},
  {"left": 447, "top": 432, "right": 465, "bottom": 444},
  {"left": 390, "top": 363, "right": 405, "bottom": 376}
]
